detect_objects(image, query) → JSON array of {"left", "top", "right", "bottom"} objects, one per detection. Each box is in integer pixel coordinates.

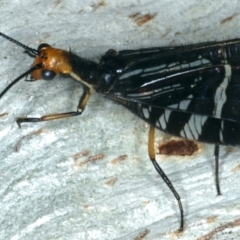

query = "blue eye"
[{"left": 42, "top": 70, "right": 56, "bottom": 80}]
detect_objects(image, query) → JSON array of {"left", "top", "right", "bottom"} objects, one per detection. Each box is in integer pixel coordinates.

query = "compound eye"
[
  {"left": 38, "top": 43, "right": 50, "bottom": 51},
  {"left": 42, "top": 70, "right": 56, "bottom": 80}
]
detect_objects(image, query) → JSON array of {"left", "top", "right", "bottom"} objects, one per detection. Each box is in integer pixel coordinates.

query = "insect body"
[{"left": 1, "top": 32, "right": 240, "bottom": 231}]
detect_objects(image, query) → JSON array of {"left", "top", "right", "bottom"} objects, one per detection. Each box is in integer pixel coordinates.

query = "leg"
[
  {"left": 148, "top": 125, "right": 184, "bottom": 231},
  {"left": 17, "top": 87, "right": 91, "bottom": 128},
  {"left": 214, "top": 144, "right": 221, "bottom": 195}
]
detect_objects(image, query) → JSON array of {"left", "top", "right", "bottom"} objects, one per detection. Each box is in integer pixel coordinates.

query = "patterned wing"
[{"left": 104, "top": 39, "right": 240, "bottom": 145}]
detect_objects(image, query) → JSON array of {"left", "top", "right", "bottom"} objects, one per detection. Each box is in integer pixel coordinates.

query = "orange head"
[{"left": 31, "top": 44, "right": 72, "bottom": 80}]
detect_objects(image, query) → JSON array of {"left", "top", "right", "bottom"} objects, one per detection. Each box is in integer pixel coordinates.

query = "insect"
[{"left": 0, "top": 31, "right": 240, "bottom": 231}]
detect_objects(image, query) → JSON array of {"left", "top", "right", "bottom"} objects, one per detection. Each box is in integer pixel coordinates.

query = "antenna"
[
  {"left": 0, "top": 31, "right": 38, "bottom": 56},
  {"left": 0, "top": 63, "right": 43, "bottom": 99}
]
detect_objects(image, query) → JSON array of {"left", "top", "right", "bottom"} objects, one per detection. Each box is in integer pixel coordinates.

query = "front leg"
[{"left": 17, "top": 87, "right": 91, "bottom": 128}]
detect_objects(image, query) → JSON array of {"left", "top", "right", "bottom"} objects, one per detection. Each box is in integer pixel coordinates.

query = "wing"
[
  {"left": 105, "top": 39, "right": 240, "bottom": 123},
  {"left": 101, "top": 39, "right": 240, "bottom": 145}
]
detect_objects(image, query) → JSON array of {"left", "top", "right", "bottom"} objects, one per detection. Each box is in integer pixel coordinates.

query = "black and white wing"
[{"left": 103, "top": 40, "right": 240, "bottom": 145}]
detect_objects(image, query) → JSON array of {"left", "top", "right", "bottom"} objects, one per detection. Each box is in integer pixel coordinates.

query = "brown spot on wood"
[
  {"left": 197, "top": 218, "right": 240, "bottom": 240},
  {"left": 206, "top": 215, "right": 217, "bottom": 223},
  {"left": 53, "top": 0, "right": 61, "bottom": 7},
  {"left": 129, "top": 12, "right": 157, "bottom": 26},
  {"left": 105, "top": 177, "right": 117, "bottom": 186},
  {"left": 158, "top": 139, "right": 199, "bottom": 156},
  {"left": 232, "top": 163, "right": 240, "bottom": 173},
  {"left": 161, "top": 30, "right": 170, "bottom": 39},
  {"left": 38, "top": 34, "right": 51, "bottom": 44},
  {"left": 130, "top": 13, "right": 140, "bottom": 18},
  {"left": 111, "top": 155, "right": 128, "bottom": 164},
  {"left": 78, "top": 153, "right": 105, "bottom": 166},
  {"left": 142, "top": 201, "right": 150, "bottom": 205},
  {"left": 15, "top": 128, "right": 45, "bottom": 152},
  {"left": 221, "top": 14, "right": 237, "bottom": 24},
  {"left": 72, "top": 150, "right": 90, "bottom": 161},
  {"left": 170, "top": 228, "right": 184, "bottom": 237},
  {"left": 134, "top": 229, "right": 150, "bottom": 240},
  {"left": 225, "top": 146, "right": 235, "bottom": 153},
  {"left": 0, "top": 112, "right": 8, "bottom": 117},
  {"left": 91, "top": 1, "right": 105, "bottom": 11}
]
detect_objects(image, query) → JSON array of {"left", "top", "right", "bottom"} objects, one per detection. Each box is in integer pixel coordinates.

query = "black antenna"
[
  {"left": 0, "top": 63, "right": 43, "bottom": 100},
  {"left": 0, "top": 31, "right": 38, "bottom": 56}
]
